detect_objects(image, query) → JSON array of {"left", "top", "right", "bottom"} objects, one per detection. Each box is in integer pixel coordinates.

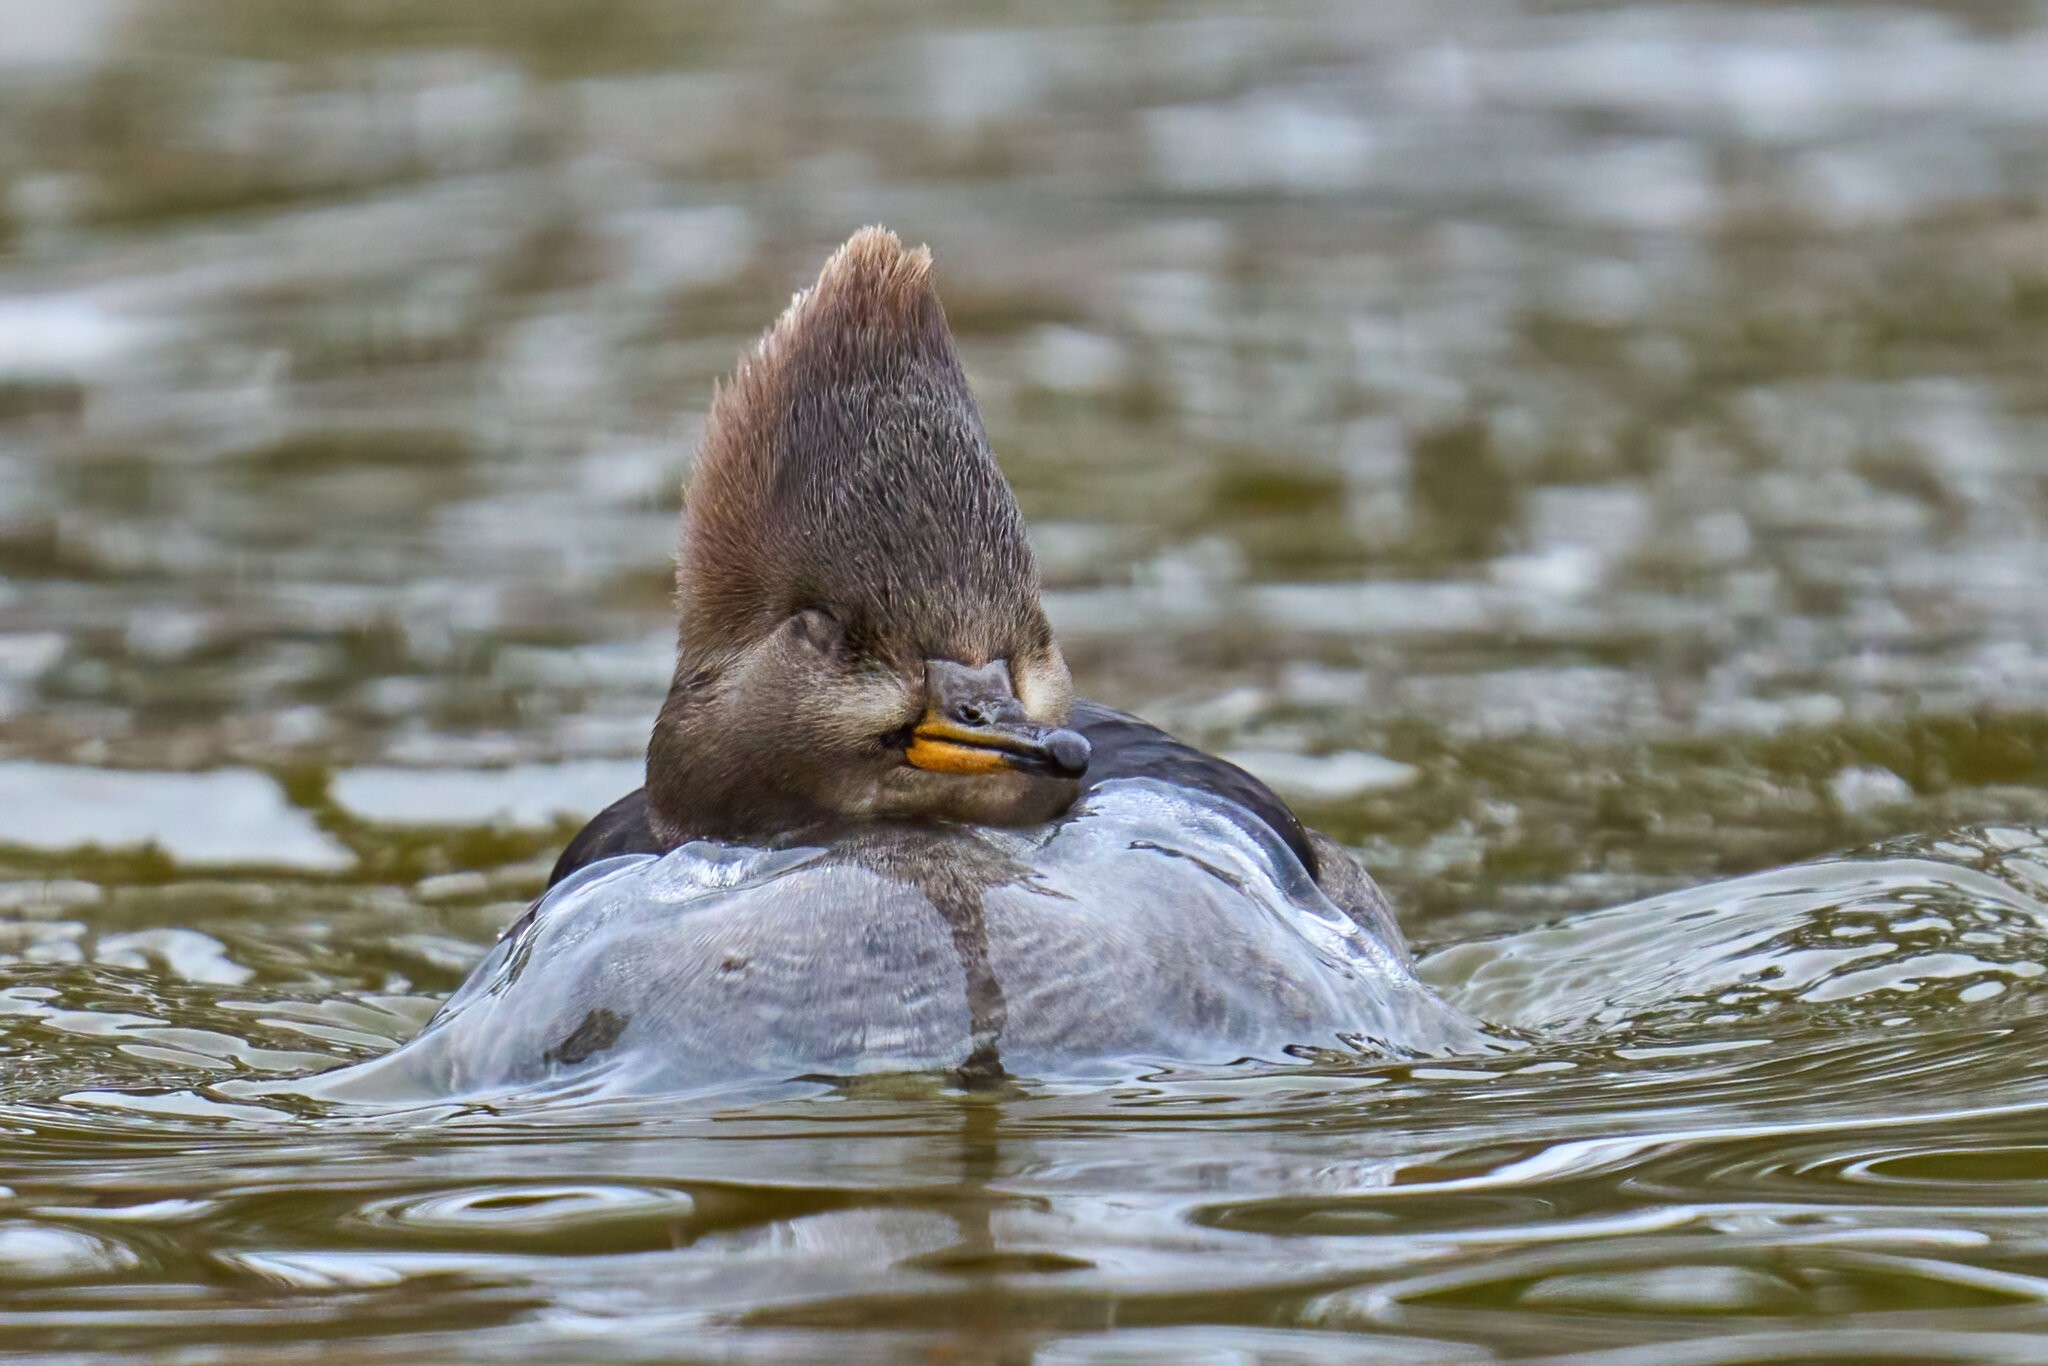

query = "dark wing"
[
  {"left": 547, "top": 787, "right": 664, "bottom": 887},
  {"left": 1303, "top": 830, "right": 1408, "bottom": 962},
  {"left": 1073, "top": 703, "right": 1407, "bottom": 948},
  {"left": 1070, "top": 700, "right": 1319, "bottom": 880}
]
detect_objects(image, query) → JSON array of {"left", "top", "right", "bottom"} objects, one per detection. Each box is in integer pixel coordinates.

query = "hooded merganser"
[
  {"left": 555, "top": 229, "right": 1374, "bottom": 916},
  {"left": 324, "top": 229, "right": 1486, "bottom": 1099}
]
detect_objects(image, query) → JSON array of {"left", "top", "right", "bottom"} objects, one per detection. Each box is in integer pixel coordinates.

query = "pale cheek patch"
[{"left": 1013, "top": 652, "right": 1074, "bottom": 722}]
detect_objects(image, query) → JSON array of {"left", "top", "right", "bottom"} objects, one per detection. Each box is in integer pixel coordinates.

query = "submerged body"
[{"left": 324, "top": 782, "right": 1487, "bottom": 1100}]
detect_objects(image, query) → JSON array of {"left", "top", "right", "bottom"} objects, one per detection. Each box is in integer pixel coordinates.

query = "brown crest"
[{"left": 676, "top": 227, "right": 1044, "bottom": 668}]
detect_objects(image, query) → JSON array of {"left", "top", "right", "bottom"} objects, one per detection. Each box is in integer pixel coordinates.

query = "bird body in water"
[{"left": 325, "top": 229, "right": 1489, "bottom": 1101}]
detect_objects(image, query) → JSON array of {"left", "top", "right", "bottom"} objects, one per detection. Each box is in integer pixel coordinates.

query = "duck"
[
  {"left": 552, "top": 229, "right": 1372, "bottom": 916},
  {"left": 321, "top": 228, "right": 1488, "bottom": 1101}
]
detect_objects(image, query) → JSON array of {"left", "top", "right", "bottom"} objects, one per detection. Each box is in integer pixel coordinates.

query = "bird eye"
[{"left": 790, "top": 607, "right": 844, "bottom": 653}]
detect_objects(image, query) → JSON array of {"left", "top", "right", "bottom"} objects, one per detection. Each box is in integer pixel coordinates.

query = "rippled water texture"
[{"left": 6, "top": 1, "right": 2048, "bottom": 1359}]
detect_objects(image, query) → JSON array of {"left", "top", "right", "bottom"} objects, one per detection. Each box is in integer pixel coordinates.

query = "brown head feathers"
[{"left": 676, "top": 227, "right": 1048, "bottom": 671}]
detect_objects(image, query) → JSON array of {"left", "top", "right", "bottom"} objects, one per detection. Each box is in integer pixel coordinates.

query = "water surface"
[{"left": 5, "top": 1, "right": 2048, "bottom": 1359}]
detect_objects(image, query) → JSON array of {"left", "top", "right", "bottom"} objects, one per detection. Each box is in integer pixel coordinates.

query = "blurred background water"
[{"left": 4, "top": 1, "right": 2048, "bottom": 1360}]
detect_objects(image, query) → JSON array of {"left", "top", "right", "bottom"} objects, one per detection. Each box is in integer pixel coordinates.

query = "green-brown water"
[{"left": 5, "top": 2, "right": 2048, "bottom": 1359}]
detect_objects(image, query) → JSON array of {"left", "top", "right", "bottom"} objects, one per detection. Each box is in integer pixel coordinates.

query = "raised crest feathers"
[{"left": 675, "top": 227, "right": 1042, "bottom": 666}]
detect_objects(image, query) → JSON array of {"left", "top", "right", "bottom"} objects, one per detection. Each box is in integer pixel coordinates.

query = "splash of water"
[{"left": 1423, "top": 826, "right": 2048, "bottom": 1036}]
